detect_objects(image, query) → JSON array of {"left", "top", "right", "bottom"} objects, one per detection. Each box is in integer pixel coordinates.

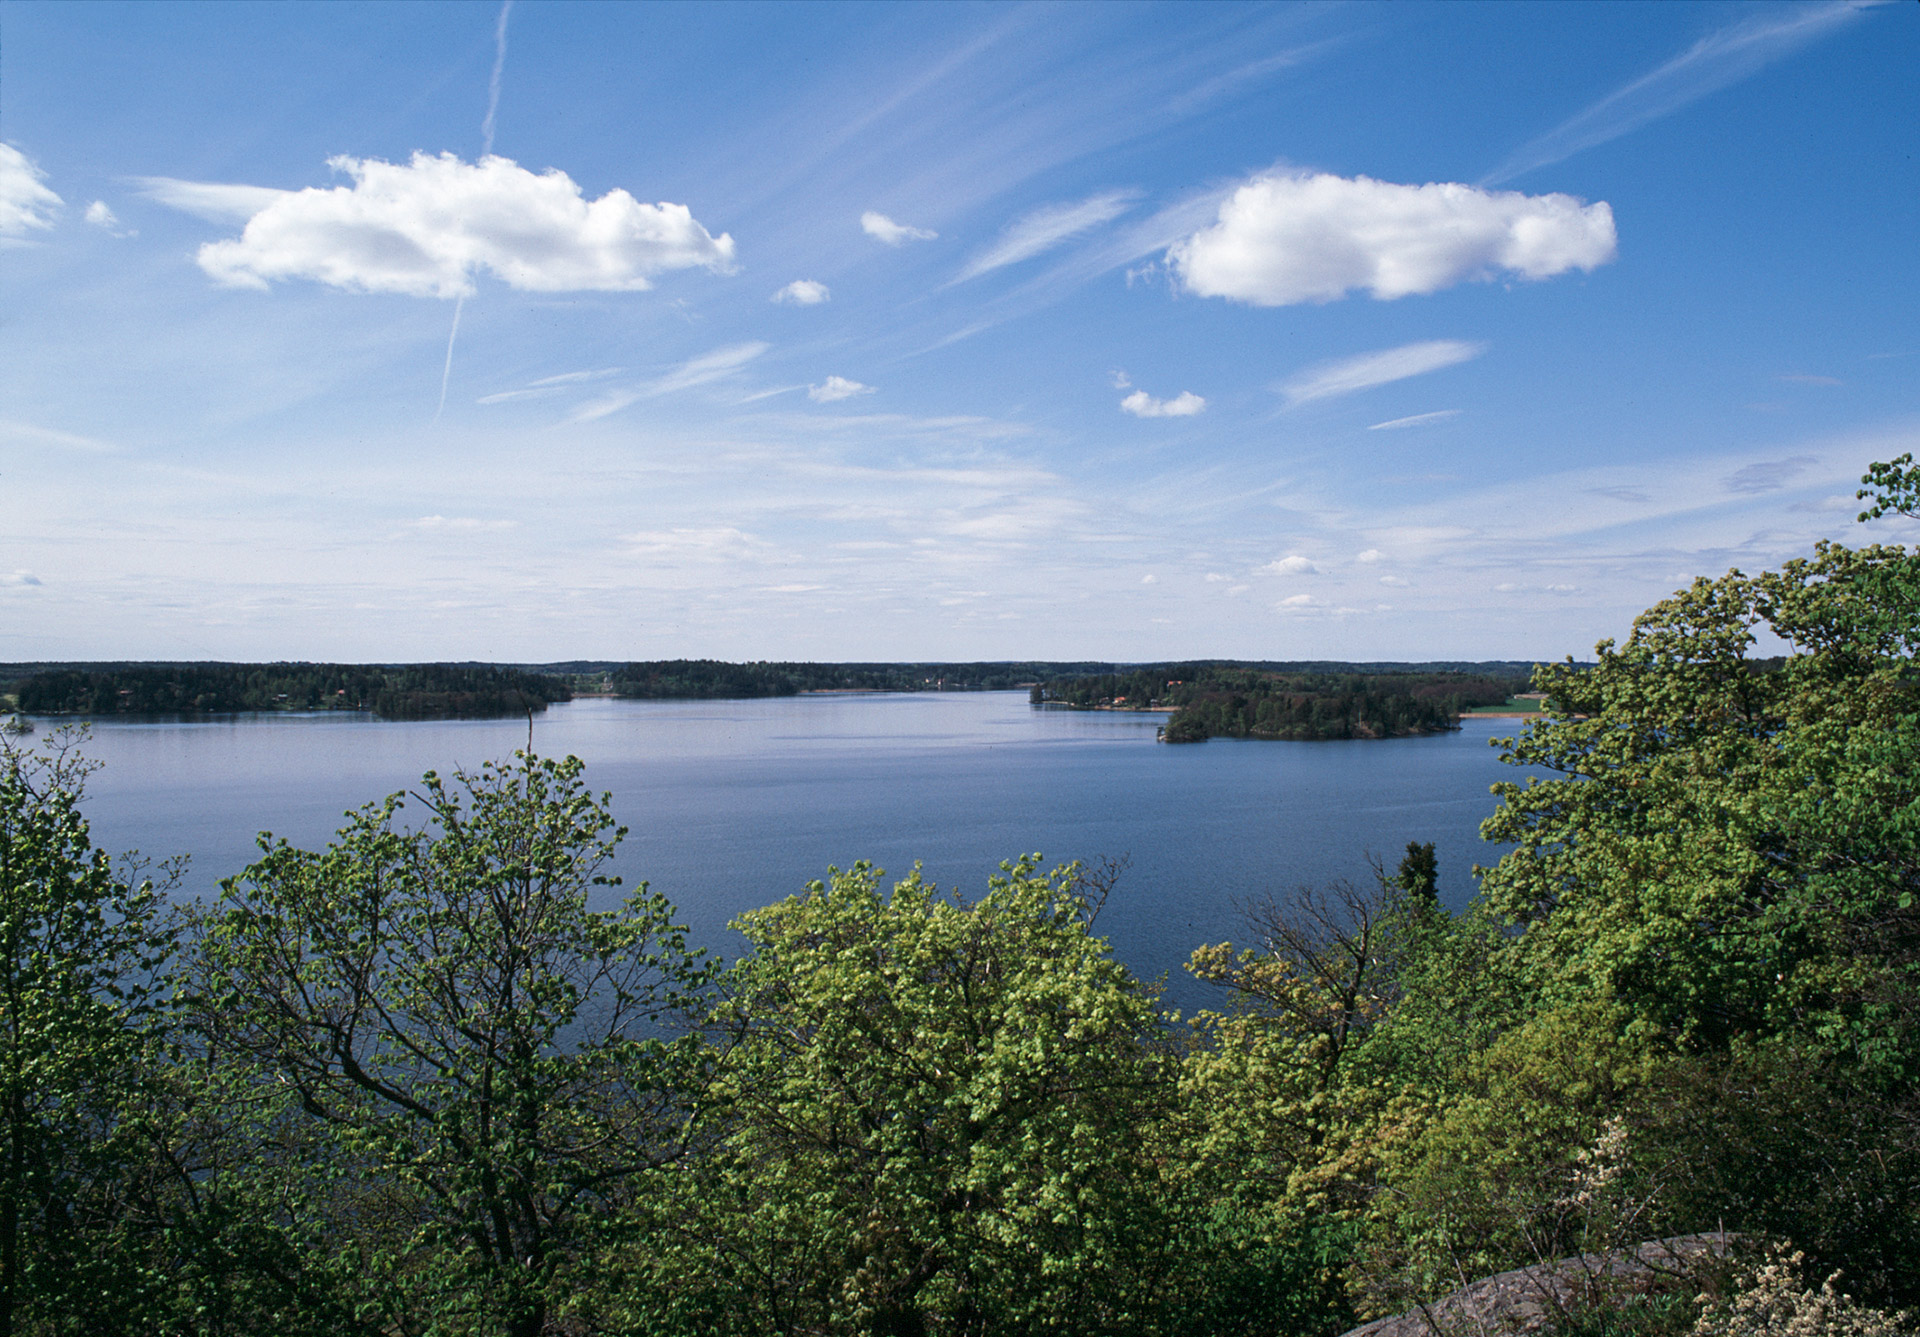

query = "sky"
[{"left": 1, "top": 0, "right": 1915, "bottom": 664}]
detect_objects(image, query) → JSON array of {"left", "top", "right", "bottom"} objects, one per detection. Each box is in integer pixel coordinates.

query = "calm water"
[{"left": 35, "top": 694, "right": 1535, "bottom": 1007}]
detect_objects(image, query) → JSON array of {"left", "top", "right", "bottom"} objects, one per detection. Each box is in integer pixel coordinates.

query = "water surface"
[{"left": 41, "top": 694, "right": 1535, "bottom": 1007}]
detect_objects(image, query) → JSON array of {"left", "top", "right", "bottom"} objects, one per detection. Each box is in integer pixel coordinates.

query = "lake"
[{"left": 33, "top": 693, "right": 1537, "bottom": 1008}]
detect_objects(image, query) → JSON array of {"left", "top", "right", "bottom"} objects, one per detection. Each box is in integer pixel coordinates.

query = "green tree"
[
  {"left": 200, "top": 752, "right": 710, "bottom": 1337},
  {"left": 1477, "top": 535, "right": 1920, "bottom": 1073},
  {"left": 0, "top": 732, "right": 178, "bottom": 1336},
  {"left": 655, "top": 858, "right": 1173, "bottom": 1336}
]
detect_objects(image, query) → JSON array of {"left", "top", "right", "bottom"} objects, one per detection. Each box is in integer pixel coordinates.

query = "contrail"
[
  {"left": 434, "top": 295, "right": 465, "bottom": 422},
  {"left": 438, "top": 0, "right": 510, "bottom": 422},
  {"left": 482, "top": 1, "right": 513, "bottom": 155}
]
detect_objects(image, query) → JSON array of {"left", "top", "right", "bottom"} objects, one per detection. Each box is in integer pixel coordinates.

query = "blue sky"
[{"left": 1, "top": 0, "right": 1914, "bottom": 663}]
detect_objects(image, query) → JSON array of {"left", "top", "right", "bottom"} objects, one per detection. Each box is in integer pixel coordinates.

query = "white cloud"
[
  {"left": 478, "top": 367, "right": 621, "bottom": 404},
  {"left": 572, "top": 343, "right": 768, "bottom": 421},
  {"left": 1487, "top": 2, "right": 1870, "bottom": 183},
  {"left": 1279, "top": 593, "right": 1316, "bottom": 607},
  {"left": 809, "top": 375, "right": 875, "bottom": 403},
  {"left": 1265, "top": 555, "right": 1318, "bottom": 575},
  {"left": 1168, "top": 172, "right": 1615, "bottom": 307},
  {"left": 1281, "top": 340, "right": 1486, "bottom": 406},
  {"left": 1369, "top": 409, "right": 1462, "bottom": 431},
  {"left": 160, "top": 152, "right": 735, "bottom": 298},
  {"left": 1120, "top": 389, "right": 1206, "bottom": 418},
  {"left": 411, "top": 515, "right": 516, "bottom": 532},
  {"left": 1, "top": 570, "right": 43, "bottom": 588},
  {"left": 956, "top": 190, "right": 1137, "bottom": 281},
  {"left": 1109, "top": 370, "right": 1133, "bottom": 389},
  {"left": 133, "top": 178, "right": 288, "bottom": 222},
  {"left": 1205, "top": 572, "right": 1228, "bottom": 582},
  {"left": 83, "top": 200, "right": 130, "bottom": 234},
  {"left": 0, "top": 419, "right": 116, "bottom": 453},
  {"left": 620, "top": 527, "right": 768, "bottom": 560},
  {"left": 772, "top": 279, "right": 830, "bottom": 305},
  {"left": 0, "top": 143, "right": 62, "bottom": 237},
  {"left": 1140, "top": 573, "right": 1158, "bottom": 584},
  {"left": 1378, "top": 575, "right": 1409, "bottom": 587},
  {"left": 1355, "top": 549, "right": 1383, "bottom": 563},
  {"left": 861, "top": 211, "right": 936, "bottom": 246}
]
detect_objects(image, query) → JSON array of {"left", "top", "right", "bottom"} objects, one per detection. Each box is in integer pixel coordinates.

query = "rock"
[{"left": 1340, "top": 1232, "right": 1735, "bottom": 1337}]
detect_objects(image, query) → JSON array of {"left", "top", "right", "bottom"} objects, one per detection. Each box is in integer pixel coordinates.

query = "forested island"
[
  {"left": 5, "top": 662, "right": 570, "bottom": 719},
  {"left": 0, "top": 458, "right": 1914, "bottom": 1336},
  {"left": 1036, "top": 666, "right": 1526, "bottom": 740}
]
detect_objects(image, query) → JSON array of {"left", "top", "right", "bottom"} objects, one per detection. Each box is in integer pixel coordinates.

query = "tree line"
[
  {"left": 1035, "top": 668, "right": 1524, "bottom": 741},
  {"left": 600, "top": 660, "right": 1151, "bottom": 698},
  {"left": 0, "top": 459, "right": 1914, "bottom": 1335},
  {"left": 9, "top": 664, "right": 571, "bottom": 720}
]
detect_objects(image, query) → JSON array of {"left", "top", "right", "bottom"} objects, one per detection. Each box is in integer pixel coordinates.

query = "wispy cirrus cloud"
[
  {"left": 1486, "top": 1, "right": 1874, "bottom": 184},
  {"left": 572, "top": 343, "right": 769, "bottom": 422},
  {"left": 1169, "top": 172, "right": 1615, "bottom": 307},
  {"left": 1369, "top": 409, "right": 1462, "bottom": 431},
  {"left": 861, "top": 211, "right": 936, "bottom": 246},
  {"left": 478, "top": 368, "right": 622, "bottom": 405},
  {"left": 145, "top": 153, "right": 735, "bottom": 298},
  {"left": 1281, "top": 340, "right": 1486, "bottom": 406},
  {"left": 0, "top": 144, "right": 62, "bottom": 239},
  {"left": 955, "top": 190, "right": 1138, "bottom": 282}
]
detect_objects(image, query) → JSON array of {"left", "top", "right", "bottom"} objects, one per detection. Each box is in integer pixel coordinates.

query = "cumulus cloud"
[
  {"left": 1120, "top": 389, "right": 1206, "bottom": 418},
  {"left": 956, "top": 190, "right": 1137, "bottom": 281},
  {"left": 1355, "top": 548, "right": 1383, "bottom": 563},
  {"left": 1140, "top": 573, "right": 1157, "bottom": 584},
  {"left": 1281, "top": 340, "right": 1485, "bottom": 406},
  {"left": 1265, "top": 555, "right": 1318, "bottom": 575},
  {"left": 1168, "top": 171, "right": 1615, "bottom": 307},
  {"left": 861, "top": 211, "right": 936, "bottom": 246},
  {"left": 1279, "top": 593, "right": 1317, "bottom": 607},
  {"left": 1, "top": 570, "right": 43, "bottom": 588},
  {"left": 809, "top": 375, "right": 874, "bottom": 403},
  {"left": 153, "top": 152, "right": 735, "bottom": 298},
  {"left": 0, "top": 144, "right": 62, "bottom": 237},
  {"left": 1378, "top": 575, "right": 1409, "bottom": 587},
  {"left": 1369, "top": 409, "right": 1461, "bottom": 430},
  {"left": 771, "top": 279, "right": 830, "bottom": 305},
  {"left": 83, "top": 200, "right": 131, "bottom": 234}
]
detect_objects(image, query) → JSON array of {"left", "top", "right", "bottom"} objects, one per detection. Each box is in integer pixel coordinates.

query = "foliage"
[
  {"left": 200, "top": 752, "right": 710, "bottom": 1337},
  {"left": 604, "top": 659, "right": 1126, "bottom": 698},
  {"left": 16, "top": 663, "right": 569, "bottom": 720},
  {"left": 1692, "top": 1249, "right": 1919, "bottom": 1337},
  {"left": 649, "top": 858, "right": 1174, "bottom": 1336},
  {"left": 1040, "top": 666, "right": 1521, "bottom": 741},
  {"left": 0, "top": 731, "right": 179, "bottom": 1335},
  {"left": 1478, "top": 540, "right": 1920, "bottom": 1078}
]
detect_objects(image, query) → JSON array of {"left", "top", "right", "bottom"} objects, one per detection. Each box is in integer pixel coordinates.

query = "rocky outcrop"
[{"left": 1341, "top": 1233, "right": 1735, "bottom": 1337}]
